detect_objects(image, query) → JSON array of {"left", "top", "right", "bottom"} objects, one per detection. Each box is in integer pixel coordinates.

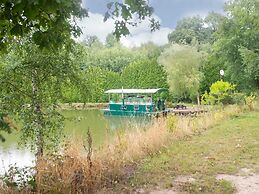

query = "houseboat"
[{"left": 103, "top": 88, "right": 168, "bottom": 116}]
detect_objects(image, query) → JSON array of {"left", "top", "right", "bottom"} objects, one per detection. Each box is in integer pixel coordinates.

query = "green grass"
[{"left": 129, "top": 110, "right": 259, "bottom": 193}]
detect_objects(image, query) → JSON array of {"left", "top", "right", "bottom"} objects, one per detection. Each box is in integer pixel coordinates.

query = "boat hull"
[{"left": 103, "top": 109, "right": 168, "bottom": 117}]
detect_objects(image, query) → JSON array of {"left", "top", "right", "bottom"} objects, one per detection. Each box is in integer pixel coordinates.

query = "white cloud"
[
  {"left": 77, "top": 12, "right": 114, "bottom": 42},
  {"left": 77, "top": 12, "right": 171, "bottom": 47},
  {"left": 120, "top": 27, "right": 171, "bottom": 48}
]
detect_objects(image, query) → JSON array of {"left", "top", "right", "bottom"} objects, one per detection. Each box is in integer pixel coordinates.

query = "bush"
[
  {"left": 0, "top": 164, "right": 36, "bottom": 190},
  {"left": 245, "top": 94, "right": 256, "bottom": 111},
  {"left": 232, "top": 92, "right": 246, "bottom": 105},
  {"left": 202, "top": 81, "right": 236, "bottom": 105},
  {"left": 167, "top": 115, "right": 177, "bottom": 132}
]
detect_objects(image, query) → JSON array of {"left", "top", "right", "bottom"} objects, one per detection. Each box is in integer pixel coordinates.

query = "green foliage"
[
  {"left": 0, "top": 0, "right": 159, "bottom": 50},
  {"left": 104, "top": 0, "right": 160, "bottom": 39},
  {"left": 244, "top": 94, "right": 256, "bottom": 111},
  {"left": 167, "top": 115, "right": 177, "bottom": 132},
  {"left": 239, "top": 47, "right": 259, "bottom": 89},
  {"left": 205, "top": 0, "right": 259, "bottom": 91},
  {"left": 61, "top": 42, "right": 165, "bottom": 103},
  {"left": 202, "top": 81, "right": 236, "bottom": 105},
  {"left": 168, "top": 15, "right": 224, "bottom": 45},
  {"left": 121, "top": 59, "right": 168, "bottom": 89},
  {"left": 200, "top": 54, "right": 225, "bottom": 93},
  {"left": 159, "top": 44, "right": 204, "bottom": 102},
  {"left": 63, "top": 67, "right": 122, "bottom": 103},
  {"left": 81, "top": 44, "right": 146, "bottom": 72},
  {"left": 0, "top": 0, "right": 87, "bottom": 50},
  {"left": 0, "top": 164, "right": 36, "bottom": 190},
  {"left": 105, "top": 33, "right": 121, "bottom": 48},
  {"left": 0, "top": 41, "right": 82, "bottom": 153},
  {"left": 81, "top": 67, "right": 122, "bottom": 102},
  {"left": 0, "top": 112, "right": 11, "bottom": 142}
]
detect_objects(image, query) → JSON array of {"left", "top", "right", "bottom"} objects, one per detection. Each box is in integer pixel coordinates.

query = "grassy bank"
[
  {"left": 0, "top": 104, "right": 257, "bottom": 193},
  {"left": 112, "top": 109, "right": 259, "bottom": 193}
]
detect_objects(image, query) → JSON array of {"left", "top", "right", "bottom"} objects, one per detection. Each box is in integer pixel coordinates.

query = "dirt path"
[
  {"left": 135, "top": 170, "right": 259, "bottom": 194},
  {"left": 217, "top": 168, "right": 259, "bottom": 194}
]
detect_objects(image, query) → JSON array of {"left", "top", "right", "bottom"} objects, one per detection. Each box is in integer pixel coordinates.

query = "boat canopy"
[{"left": 105, "top": 88, "right": 166, "bottom": 94}]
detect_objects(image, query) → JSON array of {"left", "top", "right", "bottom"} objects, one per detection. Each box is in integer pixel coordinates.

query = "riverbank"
[
  {"left": 101, "top": 109, "right": 259, "bottom": 193},
  {"left": 60, "top": 103, "right": 108, "bottom": 110},
  {"left": 1, "top": 104, "right": 258, "bottom": 193}
]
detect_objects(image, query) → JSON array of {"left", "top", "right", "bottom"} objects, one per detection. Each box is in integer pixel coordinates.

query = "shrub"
[
  {"left": 167, "top": 115, "right": 177, "bottom": 132},
  {"left": 202, "top": 81, "right": 236, "bottom": 105},
  {"left": 244, "top": 94, "right": 256, "bottom": 111},
  {"left": 0, "top": 164, "right": 36, "bottom": 190},
  {"left": 232, "top": 92, "right": 246, "bottom": 105}
]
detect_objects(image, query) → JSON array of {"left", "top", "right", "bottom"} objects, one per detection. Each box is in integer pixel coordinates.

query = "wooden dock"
[{"left": 167, "top": 107, "right": 207, "bottom": 116}]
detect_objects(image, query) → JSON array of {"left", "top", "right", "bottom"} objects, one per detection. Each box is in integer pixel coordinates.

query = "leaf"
[
  {"left": 10, "top": 24, "right": 23, "bottom": 36},
  {"left": 104, "top": 12, "right": 110, "bottom": 22},
  {"left": 121, "top": 5, "right": 131, "bottom": 20},
  {"left": 107, "top": 2, "right": 114, "bottom": 9}
]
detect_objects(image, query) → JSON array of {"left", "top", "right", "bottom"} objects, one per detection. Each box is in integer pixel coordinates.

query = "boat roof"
[{"left": 105, "top": 88, "right": 166, "bottom": 94}]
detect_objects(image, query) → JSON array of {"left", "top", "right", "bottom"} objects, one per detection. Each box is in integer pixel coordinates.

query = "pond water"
[{"left": 0, "top": 109, "right": 151, "bottom": 174}]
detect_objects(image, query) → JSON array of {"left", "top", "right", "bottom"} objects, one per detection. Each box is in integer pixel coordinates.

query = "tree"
[
  {"left": 82, "top": 35, "right": 103, "bottom": 48},
  {"left": 104, "top": 0, "right": 160, "bottom": 39},
  {"left": 0, "top": 0, "right": 159, "bottom": 50},
  {"left": 168, "top": 13, "right": 226, "bottom": 46},
  {"left": 0, "top": 0, "right": 159, "bottom": 159},
  {"left": 204, "top": 12, "right": 226, "bottom": 33},
  {"left": 0, "top": 41, "right": 82, "bottom": 158},
  {"left": 121, "top": 59, "right": 168, "bottom": 89},
  {"left": 159, "top": 44, "right": 204, "bottom": 102},
  {"left": 81, "top": 45, "right": 146, "bottom": 72},
  {"left": 168, "top": 16, "right": 212, "bottom": 45},
  {"left": 138, "top": 42, "right": 163, "bottom": 58},
  {"left": 63, "top": 66, "right": 122, "bottom": 103},
  {"left": 0, "top": 0, "right": 87, "bottom": 50},
  {"left": 239, "top": 48, "right": 259, "bottom": 88},
  {"left": 105, "top": 33, "right": 120, "bottom": 48},
  {"left": 0, "top": 113, "right": 11, "bottom": 142},
  {"left": 205, "top": 0, "right": 259, "bottom": 91},
  {"left": 200, "top": 53, "right": 225, "bottom": 93}
]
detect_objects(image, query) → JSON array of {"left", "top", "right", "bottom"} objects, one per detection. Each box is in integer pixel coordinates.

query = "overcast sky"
[{"left": 79, "top": 0, "right": 227, "bottom": 47}]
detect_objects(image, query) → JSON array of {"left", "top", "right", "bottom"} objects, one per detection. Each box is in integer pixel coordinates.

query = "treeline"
[
  {"left": 62, "top": 0, "right": 258, "bottom": 103},
  {"left": 1, "top": 0, "right": 258, "bottom": 106},
  {"left": 62, "top": 40, "right": 168, "bottom": 103}
]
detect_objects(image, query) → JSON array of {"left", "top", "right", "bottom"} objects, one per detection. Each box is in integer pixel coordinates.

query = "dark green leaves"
[
  {"left": 0, "top": 113, "right": 12, "bottom": 142},
  {"left": 0, "top": 0, "right": 88, "bottom": 50},
  {"left": 104, "top": 0, "right": 160, "bottom": 39},
  {"left": 205, "top": 0, "right": 259, "bottom": 91}
]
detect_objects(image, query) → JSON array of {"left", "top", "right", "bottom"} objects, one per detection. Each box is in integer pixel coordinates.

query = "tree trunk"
[
  {"left": 32, "top": 69, "right": 44, "bottom": 160},
  {"left": 197, "top": 93, "right": 200, "bottom": 106}
]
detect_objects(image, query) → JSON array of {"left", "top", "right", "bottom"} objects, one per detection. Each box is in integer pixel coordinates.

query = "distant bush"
[
  {"left": 202, "top": 81, "right": 236, "bottom": 105},
  {"left": 232, "top": 92, "right": 246, "bottom": 105},
  {"left": 244, "top": 94, "right": 256, "bottom": 111},
  {"left": 167, "top": 115, "right": 177, "bottom": 132}
]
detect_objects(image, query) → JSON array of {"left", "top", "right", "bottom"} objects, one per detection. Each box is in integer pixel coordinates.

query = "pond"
[{"left": 0, "top": 109, "right": 151, "bottom": 174}]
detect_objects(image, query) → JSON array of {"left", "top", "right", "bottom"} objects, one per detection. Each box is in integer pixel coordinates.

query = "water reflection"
[{"left": 0, "top": 109, "right": 151, "bottom": 174}]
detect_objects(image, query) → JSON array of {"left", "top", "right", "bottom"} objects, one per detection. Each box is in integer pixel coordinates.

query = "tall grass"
[
  {"left": 1, "top": 104, "right": 257, "bottom": 193},
  {"left": 172, "top": 105, "right": 247, "bottom": 139},
  {"left": 33, "top": 119, "right": 170, "bottom": 193}
]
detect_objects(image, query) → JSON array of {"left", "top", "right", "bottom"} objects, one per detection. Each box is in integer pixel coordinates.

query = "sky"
[{"left": 79, "top": 0, "right": 227, "bottom": 47}]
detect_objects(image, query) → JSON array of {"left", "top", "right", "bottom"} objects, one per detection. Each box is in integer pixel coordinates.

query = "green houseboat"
[{"left": 103, "top": 88, "right": 168, "bottom": 116}]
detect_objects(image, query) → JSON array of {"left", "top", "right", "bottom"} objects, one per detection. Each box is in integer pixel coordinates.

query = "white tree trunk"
[{"left": 32, "top": 69, "right": 44, "bottom": 160}]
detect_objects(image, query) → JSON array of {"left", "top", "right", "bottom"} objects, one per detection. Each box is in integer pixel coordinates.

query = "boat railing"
[{"left": 109, "top": 102, "right": 153, "bottom": 105}]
